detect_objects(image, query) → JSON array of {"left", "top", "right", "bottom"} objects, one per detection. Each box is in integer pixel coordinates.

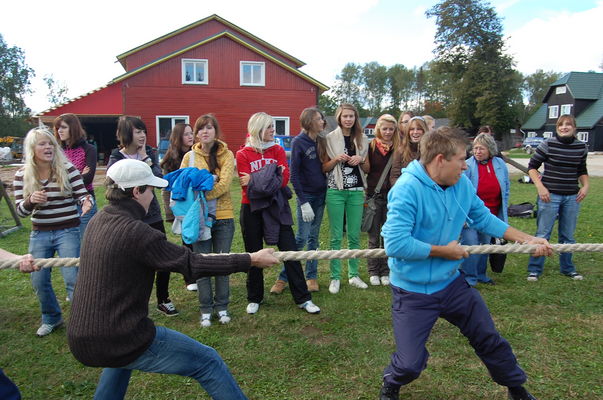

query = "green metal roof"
[
  {"left": 521, "top": 104, "right": 547, "bottom": 130},
  {"left": 576, "top": 98, "right": 603, "bottom": 128},
  {"left": 549, "top": 72, "right": 603, "bottom": 100}
]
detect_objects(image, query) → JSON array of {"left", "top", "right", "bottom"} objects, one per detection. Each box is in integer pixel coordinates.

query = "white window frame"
[
  {"left": 560, "top": 104, "right": 573, "bottom": 116},
  {"left": 527, "top": 132, "right": 536, "bottom": 138},
  {"left": 155, "top": 115, "right": 190, "bottom": 145},
  {"left": 182, "top": 59, "right": 208, "bottom": 85},
  {"left": 548, "top": 105, "right": 559, "bottom": 119},
  {"left": 240, "top": 61, "right": 265, "bottom": 86},
  {"left": 555, "top": 86, "right": 567, "bottom": 95},
  {"left": 273, "top": 116, "right": 290, "bottom": 135},
  {"left": 577, "top": 131, "right": 589, "bottom": 143},
  {"left": 543, "top": 131, "right": 553, "bottom": 139}
]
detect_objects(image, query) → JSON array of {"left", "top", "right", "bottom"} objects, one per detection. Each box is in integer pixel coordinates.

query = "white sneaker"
[
  {"left": 36, "top": 320, "right": 64, "bottom": 337},
  {"left": 218, "top": 310, "right": 231, "bottom": 324},
  {"left": 298, "top": 300, "right": 321, "bottom": 314},
  {"left": 369, "top": 275, "right": 381, "bottom": 286},
  {"left": 329, "top": 279, "right": 340, "bottom": 294},
  {"left": 200, "top": 313, "right": 211, "bottom": 328},
  {"left": 348, "top": 276, "right": 368, "bottom": 289},
  {"left": 527, "top": 273, "right": 539, "bottom": 282},
  {"left": 186, "top": 283, "right": 198, "bottom": 291},
  {"left": 246, "top": 302, "right": 260, "bottom": 314},
  {"left": 380, "top": 276, "right": 390, "bottom": 286}
]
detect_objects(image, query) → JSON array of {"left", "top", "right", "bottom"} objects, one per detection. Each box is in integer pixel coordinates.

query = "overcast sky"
[{"left": 2, "top": 0, "right": 602, "bottom": 113}]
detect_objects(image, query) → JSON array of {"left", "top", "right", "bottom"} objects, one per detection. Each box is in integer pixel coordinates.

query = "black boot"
[
  {"left": 508, "top": 385, "right": 537, "bottom": 400},
  {"left": 379, "top": 381, "right": 400, "bottom": 400}
]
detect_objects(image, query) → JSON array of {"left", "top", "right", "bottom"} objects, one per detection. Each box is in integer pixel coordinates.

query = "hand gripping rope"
[{"left": 1, "top": 243, "right": 603, "bottom": 270}]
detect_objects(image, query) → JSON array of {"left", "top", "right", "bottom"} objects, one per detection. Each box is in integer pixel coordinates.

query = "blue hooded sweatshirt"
[{"left": 382, "top": 159, "right": 508, "bottom": 294}]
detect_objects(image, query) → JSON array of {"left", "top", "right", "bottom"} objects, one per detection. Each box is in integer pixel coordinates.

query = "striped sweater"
[
  {"left": 13, "top": 163, "right": 90, "bottom": 231},
  {"left": 528, "top": 136, "right": 588, "bottom": 195}
]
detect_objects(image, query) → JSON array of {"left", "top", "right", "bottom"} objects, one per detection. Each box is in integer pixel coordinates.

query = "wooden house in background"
[
  {"left": 35, "top": 14, "right": 328, "bottom": 163},
  {"left": 522, "top": 71, "right": 603, "bottom": 151}
]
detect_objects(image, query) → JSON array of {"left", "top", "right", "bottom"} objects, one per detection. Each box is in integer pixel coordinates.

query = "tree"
[
  {"left": 426, "top": 0, "right": 522, "bottom": 141},
  {"left": 0, "top": 34, "right": 34, "bottom": 136},
  {"left": 318, "top": 93, "right": 338, "bottom": 116},
  {"left": 44, "top": 74, "right": 70, "bottom": 106},
  {"left": 522, "top": 69, "right": 561, "bottom": 118},
  {"left": 386, "top": 64, "right": 415, "bottom": 114},
  {"left": 361, "top": 62, "right": 388, "bottom": 116},
  {"left": 331, "top": 63, "right": 362, "bottom": 107}
]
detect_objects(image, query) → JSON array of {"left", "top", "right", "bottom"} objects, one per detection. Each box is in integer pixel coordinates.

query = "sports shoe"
[
  {"left": 157, "top": 301, "right": 179, "bottom": 316},
  {"left": 329, "top": 279, "right": 340, "bottom": 294},
  {"left": 246, "top": 302, "right": 260, "bottom": 314},
  {"left": 380, "top": 276, "right": 390, "bottom": 286},
  {"left": 270, "top": 279, "right": 287, "bottom": 295},
  {"left": 370, "top": 275, "right": 381, "bottom": 286},
  {"left": 379, "top": 381, "right": 400, "bottom": 400},
  {"left": 186, "top": 283, "right": 198, "bottom": 291},
  {"left": 298, "top": 300, "right": 320, "bottom": 314},
  {"left": 200, "top": 313, "right": 212, "bottom": 328},
  {"left": 36, "top": 319, "right": 64, "bottom": 337},
  {"left": 349, "top": 276, "right": 368, "bottom": 289},
  {"left": 306, "top": 279, "right": 319, "bottom": 292},
  {"left": 565, "top": 272, "right": 583, "bottom": 280},
  {"left": 218, "top": 310, "right": 231, "bottom": 324},
  {"left": 527, "top": 273, "right": 539, "bottom": 282},
  {"left": 508, "top": 385, "right": 537, "bottom": 400}
]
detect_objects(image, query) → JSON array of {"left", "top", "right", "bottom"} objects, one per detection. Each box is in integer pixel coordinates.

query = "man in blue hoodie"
[{"left": 378, "top": 129, "right": 552, "bottom": 400}]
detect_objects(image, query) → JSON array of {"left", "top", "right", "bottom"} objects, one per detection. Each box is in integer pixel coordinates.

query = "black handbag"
[
  {"left": 489, "top": 237, "right": 507, "bottom": 273},
  {"left": 361, "top": 155, "right": 393, "bottom": 232}
]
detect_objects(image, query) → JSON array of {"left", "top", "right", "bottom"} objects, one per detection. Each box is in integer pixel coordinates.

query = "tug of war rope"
[{"left": 1, "top": 243, "right": 603, "bottom": 270}]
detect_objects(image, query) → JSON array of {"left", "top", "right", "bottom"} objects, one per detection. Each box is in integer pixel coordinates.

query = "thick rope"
[{"left": 2, "top": 243, "right": 603, "bottom": 271}]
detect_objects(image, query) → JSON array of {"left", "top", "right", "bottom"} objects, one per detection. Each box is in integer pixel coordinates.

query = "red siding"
[
  {"left": 40, "top": 83, "right": 123, "bottom": 116},
  {"left": 122, "top": 35, "right": 319, "bottom": 149},
  {"left": 123, "top": 19, "right": 300, "bottom": 72}
]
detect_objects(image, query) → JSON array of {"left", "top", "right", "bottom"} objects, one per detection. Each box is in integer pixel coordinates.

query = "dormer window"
[
  {"left": 560, "top": 104, "right": 573, "bottom": 116},
  {"left": 182, "top": 59, "right": 208, "bottom": 85},
  {"left": 240, "top": 61, "right": 265, "bottom": 86},
  {"left": 555, "top": 86, "right": 567, "bottom": 95},
  {"left": 548, "top": 105, "right": 559, "bottom": 119}
]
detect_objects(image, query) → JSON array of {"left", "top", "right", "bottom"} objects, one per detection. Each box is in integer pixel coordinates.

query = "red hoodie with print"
[{"left": 236, "top": 143, "right": 289, "bottom": 204}]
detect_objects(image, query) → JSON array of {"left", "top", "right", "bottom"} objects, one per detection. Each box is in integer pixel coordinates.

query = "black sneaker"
[
  {"left": 157, "top": 301, "right": 179, "bottom": 316},
  {"left": 379, "top": 382, "right": 400, "bottom": 400},
  {"left": 508, "top": 386, "right": 537, "bottom": 400}
]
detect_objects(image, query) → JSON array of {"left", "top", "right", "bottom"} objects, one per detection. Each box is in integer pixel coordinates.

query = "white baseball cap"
[{"left": 107, "top": 159, "right": 168, "bottom": 190}]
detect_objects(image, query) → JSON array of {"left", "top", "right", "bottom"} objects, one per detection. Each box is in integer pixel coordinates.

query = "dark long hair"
[
  {"left": 53, "top": 113, "right": 86, "bottom": 148},
  {"left": 193, "top": 114, "right": 222, "bottom": 174},
  {"left": 116, "top": 116, "right": 146, "bottom": 148},
  {"left": 160, "top": 123, "right": 192, "bottom": 173}
]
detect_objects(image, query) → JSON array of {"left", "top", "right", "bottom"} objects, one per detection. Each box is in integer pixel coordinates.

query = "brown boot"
[
  {"left": 306, "top": 279, "right": 319, "bottom": 292},
  {"left": 270, "top": 279, "right": 287, "bottom": 295}
]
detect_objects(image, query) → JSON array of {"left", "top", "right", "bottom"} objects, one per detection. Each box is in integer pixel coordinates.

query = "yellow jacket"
[{"left": 181, "top": 140, "right": 235, "bottom": 220}]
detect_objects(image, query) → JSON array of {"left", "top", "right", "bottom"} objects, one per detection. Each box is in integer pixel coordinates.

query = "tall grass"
[{"left": 0, "top": 175, "right": 601, "bottom": 399}]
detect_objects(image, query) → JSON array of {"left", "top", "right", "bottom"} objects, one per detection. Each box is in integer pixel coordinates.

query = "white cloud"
[{"left": 507, "top": 3, "right": 603, "bottom": 74}]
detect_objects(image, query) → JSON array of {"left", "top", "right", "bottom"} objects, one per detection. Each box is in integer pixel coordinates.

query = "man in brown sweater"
[{"left": 67, "top": 159, "right": 277, "bottom": 400}]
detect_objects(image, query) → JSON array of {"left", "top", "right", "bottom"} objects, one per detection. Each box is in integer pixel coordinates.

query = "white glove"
[{"left": 300, "top": 202, "right": 315, "bottom": 222}]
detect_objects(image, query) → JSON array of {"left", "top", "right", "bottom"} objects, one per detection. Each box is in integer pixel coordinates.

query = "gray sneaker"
[{"left": 36, "top": 319, "right": 64, "bottom": 337}]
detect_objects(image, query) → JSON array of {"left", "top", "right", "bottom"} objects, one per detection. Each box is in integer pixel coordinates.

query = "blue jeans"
[
  {"left": 78, "top": 202, "right": 97, "bottom": 241},
  {"left": 94, "top": 326, "right": 247, "bottom": 400},
  {"left": 279, "top": 193, "right": 326, "bottom": 282},
  {"left": 460, "top": 228, "right": 492, "bottom": 285},
  {"left": 28, "top": 227, "right": 80, "bottom": 325},
  {"left": 193, "top": 219, "right": 234, "bottom": 314},
  {"left": 528, "top": 193, "right": 580, "bottom": 275}
]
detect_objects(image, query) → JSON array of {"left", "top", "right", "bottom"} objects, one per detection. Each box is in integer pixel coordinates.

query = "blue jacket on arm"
[{"left": 382, "top": 160, "right": 508, "bottom": 294}]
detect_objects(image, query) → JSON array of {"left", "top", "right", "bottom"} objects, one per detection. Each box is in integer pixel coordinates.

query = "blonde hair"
[
  {"left": 246, "top": 112, "right": 274, "bottom": 151},
  {"left": 422, "top": 115, "right": 435, "bottom": 131},
  {"left": 371, "top": 114, "right": 400, "bottom": 151},
  {"left": 22, "top": 127, "right": 71, "bottom": 196},
  {"left": 420, "top": 128, "right": 467, "bottom": 165}
]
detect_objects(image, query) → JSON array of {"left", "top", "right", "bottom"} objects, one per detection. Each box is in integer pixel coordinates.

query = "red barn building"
[{"left": 36, "top": 14, "right": 328, "bottom": 163}]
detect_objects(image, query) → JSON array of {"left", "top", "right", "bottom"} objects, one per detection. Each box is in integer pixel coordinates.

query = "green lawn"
[{"left": 0, "top": 176, "right": 601, "bottom": 399}]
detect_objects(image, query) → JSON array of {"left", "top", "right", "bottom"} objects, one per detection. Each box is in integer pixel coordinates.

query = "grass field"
[{"left": 0, "top": 173, "right": 601, "bottom": 399}]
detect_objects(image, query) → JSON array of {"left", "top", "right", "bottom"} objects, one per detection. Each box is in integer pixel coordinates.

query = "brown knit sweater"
[{"left": 67, "top": 199, "right": 251, "bottom": 368}]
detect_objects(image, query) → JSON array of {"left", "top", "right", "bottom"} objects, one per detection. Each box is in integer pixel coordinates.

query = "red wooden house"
[{"left": 36, "top": 14, "right": 328, "bottom": 163}]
